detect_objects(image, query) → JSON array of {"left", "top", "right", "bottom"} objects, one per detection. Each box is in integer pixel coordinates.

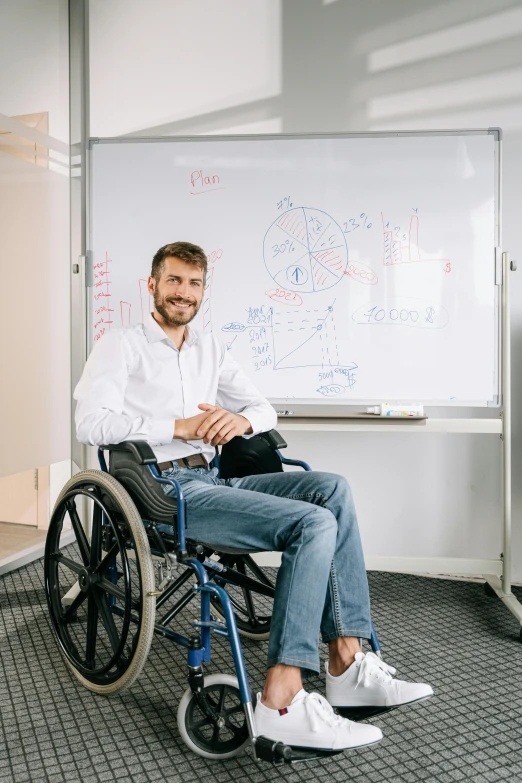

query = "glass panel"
[{"left": 0, "top": 0, "right": 70, "bottom": 478}]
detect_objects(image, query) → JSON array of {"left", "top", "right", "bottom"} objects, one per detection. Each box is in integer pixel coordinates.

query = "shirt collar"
[{"left": 144, "top": 312, "right": 198, "bottom": 347}]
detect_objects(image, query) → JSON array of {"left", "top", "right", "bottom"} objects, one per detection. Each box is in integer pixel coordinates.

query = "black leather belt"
[{"left": 158, "top": 454, "right": 210, "bottom": 472}]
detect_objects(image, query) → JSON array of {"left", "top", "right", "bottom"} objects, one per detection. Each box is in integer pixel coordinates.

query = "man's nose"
[{"left": 176, "top": 282, "right": 192, "bottom": 299}]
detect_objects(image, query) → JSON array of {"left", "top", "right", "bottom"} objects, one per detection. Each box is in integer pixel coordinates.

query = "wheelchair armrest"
[
  {"left": 100, "top": 440, "right": 158, "bottom": 465},
  {"left": 258, "top": 430, "right": 287, "bottom": 450}
]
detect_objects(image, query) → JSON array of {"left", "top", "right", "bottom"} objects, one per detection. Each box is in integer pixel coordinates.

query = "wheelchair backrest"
[{"left": 109, "top": 449, "right": 179, "bottom": 522}]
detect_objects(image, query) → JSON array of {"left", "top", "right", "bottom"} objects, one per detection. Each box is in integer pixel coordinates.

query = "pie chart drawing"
[{"left": 263, "top": 207, "right": 348, "bottom": 293}]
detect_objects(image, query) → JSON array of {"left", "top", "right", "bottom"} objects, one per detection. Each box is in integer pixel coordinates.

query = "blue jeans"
[{"left": 160, "top": 465, "right": 371, "bottom": 676}]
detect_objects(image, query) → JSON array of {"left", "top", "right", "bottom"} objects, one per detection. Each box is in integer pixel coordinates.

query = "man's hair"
[{"left": 151, "top": 242, "right": 207, "bottom": 281}]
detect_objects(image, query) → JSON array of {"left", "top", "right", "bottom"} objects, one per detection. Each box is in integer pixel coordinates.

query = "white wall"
[{"left": 88, "top": 0, "right": 522, "bottom": 578}]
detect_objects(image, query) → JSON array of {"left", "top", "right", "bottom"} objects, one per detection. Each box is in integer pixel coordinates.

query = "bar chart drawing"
[
  {"left": 381, "top": 212, "right": 449, "bottom": 266},
  {"left": 120, "top": 301, "right": 131, "bottom": 327}
]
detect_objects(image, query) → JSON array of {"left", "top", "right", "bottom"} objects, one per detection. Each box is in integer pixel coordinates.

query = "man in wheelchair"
[{"left": 74, "top": 241, "right": 433, "bottom": 753}]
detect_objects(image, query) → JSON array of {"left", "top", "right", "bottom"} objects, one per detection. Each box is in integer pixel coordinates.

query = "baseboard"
[{"left": 251, "top": 552, "right": 503, "bottom": 578}]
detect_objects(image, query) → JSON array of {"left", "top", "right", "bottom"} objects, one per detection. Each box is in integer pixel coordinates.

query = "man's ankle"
[
  {"left": 328, "top": 637, "right": 361, "bottom": 677},
  {"left": 328, "top": 656, "right": 355, "bottom": 678},
  {"left": 260, "top": 663, "right": 303, "bottom": 710},
  {"left": 261, "top": 687, "right": 301, "bottom": 711}
]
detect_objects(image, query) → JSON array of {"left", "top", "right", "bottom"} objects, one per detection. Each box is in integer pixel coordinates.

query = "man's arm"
[
  {"left": 196, "top": 343, "right": 277, "bottom": 446},
  {"left": 74, "top": 331, "right": 174, "bottom": 446}
]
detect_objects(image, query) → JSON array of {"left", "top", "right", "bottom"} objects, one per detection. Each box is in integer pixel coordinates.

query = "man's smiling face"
[{"left": 149, "top": 255, "right": 205, "bottom": 326}]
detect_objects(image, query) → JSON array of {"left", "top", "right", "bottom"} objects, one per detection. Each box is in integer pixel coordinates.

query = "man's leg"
[
  {"left": 229, "top": 470, "right": 372, "bottom": 675},
  {"left": 163, "top": 467, "right": 383, "bottom": 750},
  {"left": 166, "top": 469, "right": 339, "bottom": 679},
  {"left": 229, "top": 470, "right": 433, "bottom": 711}
]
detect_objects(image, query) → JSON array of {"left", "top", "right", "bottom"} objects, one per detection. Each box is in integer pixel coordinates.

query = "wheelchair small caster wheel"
[
  {"left": 484, "top": 582, "right": 496, "bottom": 598},
  {"left": 177, "top": 673, "right": 249, "bottom": 759}
]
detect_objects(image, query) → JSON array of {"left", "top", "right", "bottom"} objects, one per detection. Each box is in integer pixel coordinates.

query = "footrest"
[
  {"left": 253, "top": 736, "right": 343, "bottom": 765},
  {"left": 335, "top": 705, "right": 395, "bottom": 721}
]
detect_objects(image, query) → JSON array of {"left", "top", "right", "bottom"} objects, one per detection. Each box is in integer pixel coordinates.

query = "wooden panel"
[{"left": 0, "top": 469, "right": 38, "bottom": 525}]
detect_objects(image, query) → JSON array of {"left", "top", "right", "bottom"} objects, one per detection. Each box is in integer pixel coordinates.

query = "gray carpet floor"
[{"left": 1, "top": 558, "right": 522, "bottom": 783}]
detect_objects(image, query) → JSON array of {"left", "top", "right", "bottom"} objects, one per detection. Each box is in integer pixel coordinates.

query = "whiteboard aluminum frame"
[
  {"left": 87, "top": 128, "right": 502, "bottom": 410},
  {"left": 83, "top": 129, "right": 522, "bottom": 632}
]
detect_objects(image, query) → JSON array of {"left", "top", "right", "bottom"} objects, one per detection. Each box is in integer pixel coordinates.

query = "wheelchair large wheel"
[
  {"left": 177, "top": 674, "right": 250, "bottom": 759},
  {"left": 44, "top": 470, "right": 156, "bottom": 695},
  {"left": 209, "top": 554, "right": 273, "bottom": 641}
]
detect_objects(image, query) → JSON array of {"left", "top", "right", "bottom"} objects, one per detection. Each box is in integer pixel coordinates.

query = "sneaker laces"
[
  {"left": 356, "top": 652, "right": 397, "bottom": 689},
  {"left": 304, "top": 692, "right": 350, "bottom": 733}
]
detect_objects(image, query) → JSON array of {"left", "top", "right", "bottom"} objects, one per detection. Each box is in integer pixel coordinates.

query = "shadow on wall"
[{"left": 125, "top": 0, "right": 522, "bottom": 138}]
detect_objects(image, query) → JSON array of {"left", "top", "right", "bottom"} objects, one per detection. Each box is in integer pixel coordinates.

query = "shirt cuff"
[
  {"left": 148, "top": 417, "right": 174, "bottom": 446},
  {"left": 239, "top": 410, "right": 265, "bottom": 438}
]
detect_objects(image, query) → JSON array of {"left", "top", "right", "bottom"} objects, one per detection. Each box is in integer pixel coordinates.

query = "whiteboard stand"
[
  {"left": 484, "top": 251, "right": 522, "bottom": 631},
  {"left": 84, "top": 130, "right": 522, "bottom": 636},
  {"left": 277, "top": 251, "right": 522, "bottom": 632}
]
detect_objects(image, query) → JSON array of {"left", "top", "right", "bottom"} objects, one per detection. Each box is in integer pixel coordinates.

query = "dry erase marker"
[
  {"left": 277, "top": 410, "right": 295, "bottom": 416},
  {"left": 367, "top": 403, "right": 424, "bottom": 417}
]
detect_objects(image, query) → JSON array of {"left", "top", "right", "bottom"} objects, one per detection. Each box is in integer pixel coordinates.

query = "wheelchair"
[{"left": 44, "top": 430, "right": 381, "bottom": 765}]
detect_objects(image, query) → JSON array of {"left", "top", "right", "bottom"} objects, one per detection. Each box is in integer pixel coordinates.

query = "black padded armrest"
[
  {"left": 258, "top": 430, "right": 287, "bottom": 450},
  {"left": 100, "top": 440, "right": 158, "bottom": 465}
]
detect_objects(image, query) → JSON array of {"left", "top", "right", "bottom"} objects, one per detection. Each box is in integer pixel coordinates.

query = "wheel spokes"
[
  {"left": 67, "top": 500, "right": 90, "bottom": 565},
  {"left": 242, "top": 555, "right": 275, "bottom": 588},
  {"left": 94, "top": 542, "right": 119, "bottom": 575},
  {"left": 45, "top": 479, "right": 148, "bottom": 686},
  {"left": 54, "top": 554, "right": 83, "bottom": 576},
  {"left": 93, "top": 588, "right": 120, "bottom": 654},
  {"left": 85, "top": 593, "right": 99, "bottom": 666},
  {"left": 237, "top": 561, "right": 261, "bottom": 625},
  {"left": 218, "top": 685, "right": 227, "bottom": 712},
  {"left": 211, "top": 724, "right": 221, "bottom": 748},
  {"left": 90, "top": 503, "right": 102, "bottom": 566},
  {"left": 100, "top": 578, "right": 128, "bottom": 602},
  {"left": 224, "top": 719, "right": 246, "bottom": 738}
]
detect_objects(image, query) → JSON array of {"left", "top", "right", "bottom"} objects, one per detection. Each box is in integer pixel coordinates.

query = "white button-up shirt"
[{"left": 74, "top": 313, "right": 277, "bottom": 464}]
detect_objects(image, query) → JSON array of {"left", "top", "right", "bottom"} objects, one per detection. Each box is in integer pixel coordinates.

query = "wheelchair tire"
[
  {"left": 177, "top": 674, "right": 250, "bottom": 759},
  {"left": 44, "top": 470, "right": 156, "bottom": 695}
]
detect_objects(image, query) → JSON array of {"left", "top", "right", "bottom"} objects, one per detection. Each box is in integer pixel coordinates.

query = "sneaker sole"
[
  {"left": 284, "top": 734, "right": 383, "bottom": 752},
  {"left": 333, "top": 693, "right": 433, "bottom": 721}
]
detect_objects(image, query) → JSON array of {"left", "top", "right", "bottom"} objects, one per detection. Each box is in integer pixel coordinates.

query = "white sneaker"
[
  {"left": 326, "top": 652, "right": 434, "bottom": 713},
  {"left": 254, "top": 689, "right": 383, "bottom": 750}
]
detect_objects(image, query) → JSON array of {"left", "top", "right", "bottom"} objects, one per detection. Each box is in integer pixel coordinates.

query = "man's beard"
[{"left": 154, "top": 292, "right": 201, "bottom": 326}]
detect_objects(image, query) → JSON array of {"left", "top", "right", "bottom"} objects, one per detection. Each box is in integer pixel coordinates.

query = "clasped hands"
[{"left": 174, "top": 404, "right": 252, "bottom": 447}]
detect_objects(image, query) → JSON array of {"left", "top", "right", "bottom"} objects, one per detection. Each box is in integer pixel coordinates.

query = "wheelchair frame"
[{"left": 46, "top": 434, "right": 381, "bottom": 764}]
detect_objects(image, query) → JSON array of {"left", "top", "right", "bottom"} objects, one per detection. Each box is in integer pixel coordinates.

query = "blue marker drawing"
[
  {"left": 334, "top": 364, "right": 358, "bottom": 377},
  {"left": 222, "top": 322, "right": 246, "bottom": 332},
  {"left": 317, "top": 384, "right": 350, "bottom": 396},
  {"left": 225, "top": 335, "right": 238, "bottom": 351},
  {"left": 272, "top": 300, "right": 340, "bottom": 370},
  {"left": 264, "top": 207, "right": 348, "bottom": 294}
]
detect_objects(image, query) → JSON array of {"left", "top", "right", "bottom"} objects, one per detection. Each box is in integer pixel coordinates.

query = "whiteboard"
[{"left": 89, "top": 132, "right": 499, "bottom": 407}]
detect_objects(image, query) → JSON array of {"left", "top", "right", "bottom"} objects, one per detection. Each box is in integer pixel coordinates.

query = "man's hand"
[
  {"left": 196, "top": 403, "right": 252, "bottom": 446},
  {"left": 174, "top": 404, "right": 252, "bottom": 446},
  {"left": 174, "top": 409, "right": 217, "bottom": 441}
]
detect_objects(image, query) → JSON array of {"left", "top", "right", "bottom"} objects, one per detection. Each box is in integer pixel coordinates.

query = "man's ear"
[{"left": 147, "top": 275, "right": 156, "bottom": 296}]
